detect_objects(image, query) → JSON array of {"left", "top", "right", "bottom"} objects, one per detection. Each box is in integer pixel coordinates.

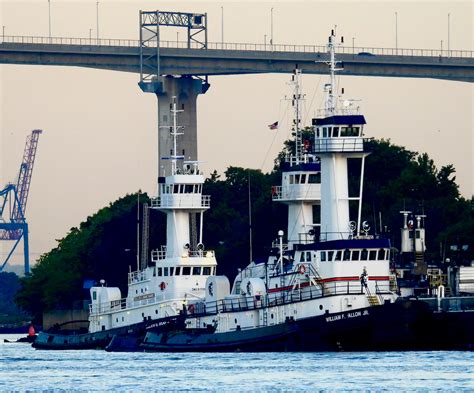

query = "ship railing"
[
  {"left": 315, "top": 107, "right": 360, "bottom": 117},
  {"left": 128, "top": 270, "right": 148, "bottom": 284},
  {"left": 151, "top": 247, "right": 167, "bottom": 261},
  {"left": 3, "top": 35, "right": 474, "bottom": 58},
  {"left": 312, "top": 138, "right": 371, "bottom": 153},
  {"left": 187, "top": 250, "right": 215, "bottom": 258},
  {"left": 89, "top": 293, "right": 159, "bottom": 315},
  {"left": 196, "top": 280, "right": 393, "bottom": 317},
  {"left": 271, "top": 185, "right": 321, "bottom": 201},
  {"left": 319, "top": 231, "right": 353, "bottom": 241},
  {"left": 150, "top": 195, "right": 210, "bottom": 209}
]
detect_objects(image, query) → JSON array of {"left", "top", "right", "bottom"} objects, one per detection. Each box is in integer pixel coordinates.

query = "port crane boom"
[{"left": 0, "top": 129, "right": 42, "bottom": 275}]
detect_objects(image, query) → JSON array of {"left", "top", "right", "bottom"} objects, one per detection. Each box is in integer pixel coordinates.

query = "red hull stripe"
[{"left": 267, "top": 276, "right": 389, "bottom": 293}]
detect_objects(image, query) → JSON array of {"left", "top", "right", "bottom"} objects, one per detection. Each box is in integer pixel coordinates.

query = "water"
[{"left": 1, "top": 334, "right": 473, "bottom": 391}]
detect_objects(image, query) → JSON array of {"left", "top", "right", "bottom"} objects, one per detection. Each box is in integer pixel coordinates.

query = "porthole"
[
  {"left": 271, "top": 314, "right": 274, "bottom": 319},
  {"left": 234, "top": 318, "right": 237, "bottom": 324},
  {"left": 155, "top": 310, "right": 158, "bottom": 315},
  {"left": 319, "top": 305, "right": 323, "bottom": 310}
]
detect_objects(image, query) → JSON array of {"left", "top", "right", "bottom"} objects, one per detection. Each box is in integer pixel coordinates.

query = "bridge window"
[
  {"left": 306, "top": 252, "right": 312, "bottom": 261},
  {"left": 323, "top": 128, "right": 328, "bottom": 138},
  {"left": 369, "top": 250, "right": 377, "bottom": 261},
  {"left": 308, "top": 173, "right": 321, "bottom": 184},
  {"left": 193, "top": 266, "right": 202, "bottom": 275},
  {"left": 157, "top": 268, "right": 162, "bottom": 276},
  {"left": 164, "top": 267, "right": 169, "bottom": 276},
  {"left": 335, "top": 251, "right": 342, "bottom": 261},
  {"left": 332, "top": 127, "right": 339, "bottom": 137},
  {"left": 300, "top": 174, "right": 306, "bottom": 184},
  {"left": 169, "top": 267, "right": 174, "bottom": 276},
  {"left": 378, "top": 249, "right": 386, "bottom": 260},
  {"left": 320, "top": 251, "right": 326, "bottom": 262},
  {"left": 289, "top": 175, "right": 294, "bottom": 184},
  {"left": 352, "top": 250, "right": 360, "bottom": 261},
  {"left": 299, "top": 252, "right": 305, "bottom": 262},
  {"left": 343, "top": 249, "right": 351, "bottom": 261},
  {"left": 182, "top": 266, "right": 191, "bottom": 275},
  {"left": 175, "top": 267, "right": 181, "bottom": 276},
  {"left": 203, "top": 266, "right": 211, "bottom": 275},
  {"left": 361, "top": 249, "right": 368, "bottom": 260},
  {"left": 327, "top": 251, "right": 334, "bottom": 261}
]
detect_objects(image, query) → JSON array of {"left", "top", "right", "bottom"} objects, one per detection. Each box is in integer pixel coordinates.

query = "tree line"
[{"left": 16, "top": 139, "right": 473, "bottom": 323}]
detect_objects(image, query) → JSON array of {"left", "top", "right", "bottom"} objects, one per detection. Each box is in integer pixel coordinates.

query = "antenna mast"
[
  {"left": 170, "top": 96, "right": 184, "bottom": 175},
  {"left": 325, "top": 29, "right": 343, "bottom": 116},
  {"left": 287, "top": 68, "right": 305, "bottom": 164}
]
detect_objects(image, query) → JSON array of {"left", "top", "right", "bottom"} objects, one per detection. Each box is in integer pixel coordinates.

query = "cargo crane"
[{"left": 0, "top": 129, "right": 42, "bottom": 275}]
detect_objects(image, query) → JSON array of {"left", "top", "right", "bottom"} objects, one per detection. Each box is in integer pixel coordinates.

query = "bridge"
[
  {"left": 1, "top": 35, "right": 473, "bottom": 82},
  {"left": 2, "top": 32, "right": 473, "bottom": 174}
]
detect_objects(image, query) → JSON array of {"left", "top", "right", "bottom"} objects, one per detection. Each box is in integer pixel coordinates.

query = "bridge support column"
[{"left": 152, "top": 76, "right": 209, "bottom": 176}]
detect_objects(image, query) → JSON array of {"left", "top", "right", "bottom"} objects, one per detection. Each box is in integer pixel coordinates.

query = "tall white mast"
[
  {"left": 170, "top": 96, "right": 184, "bottom": 175},
  {"left": 288, "top": 68, "right": 305, "bottom": 164},
  {"left": 325, "top": 29, "right": 343, "bottom": 116}
]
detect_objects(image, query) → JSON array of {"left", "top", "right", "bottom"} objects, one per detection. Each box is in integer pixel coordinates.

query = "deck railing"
[{"left": 1, "top": 35, "right": 473, "bottom": 58}]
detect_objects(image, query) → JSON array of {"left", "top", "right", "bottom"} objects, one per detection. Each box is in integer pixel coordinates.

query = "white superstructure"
[
  {"left": 172, "top": 30, "right": 398, "bottom": 335},
  {"left": 88, "top": 97, "right": 216, "bottom": 333}
]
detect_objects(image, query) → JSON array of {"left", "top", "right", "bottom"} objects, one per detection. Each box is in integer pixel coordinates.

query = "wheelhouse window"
[
  {"left": 193, "top": 266, "right": 202, "bottom": 275},
  {"left": 175, "top": 267, "right": 181, "bottom": 276},
  {"left": 361, "top": 249, "right": 368, "bottom": 260},
  {"left": 332, "top": 127, "right": 339, "bottom": 137},
  {"left": 369, "top": 250, "right": 377, "bottom": 261},
  {"left": 320, "top": 251, "right": 327, "bottom": 262},
  {"left": 157, "top": 268, "right": 163, "bottom": 276},
  {"left": 377, "top": 249, "right": 386, "bottom": 260},
  {"left": 327, "top": 251, "right": 334, "bottom": 261},
  {"left": 164, "top": 267, "right": 169, "bottom": 276},
  {"left": 203, "top": 266, "right": 211, "bottom": 275},
  {"left": 343, "top": 249, "right": 351, "bottom": 261},
  {"left": 308, "top": 173, "right": 321, "bottom": 184},
  {"left": 352, "top": 250, "right": 360, "bottom": 261},
  {"left": 335, "top": 251, "right": 342, "bottom": 261},
  {"left": 182, "top": 266, "right": 191, "bottom": 275}
]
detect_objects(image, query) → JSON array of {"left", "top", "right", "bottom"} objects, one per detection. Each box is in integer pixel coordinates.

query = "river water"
[{"left": 0, "top": 334, "right": 473, "bottom": 391}]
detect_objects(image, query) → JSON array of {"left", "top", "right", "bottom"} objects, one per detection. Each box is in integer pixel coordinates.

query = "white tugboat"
[
  {"left": 33, "top": 98, "right": 217, "bottom": 349},
  {"left": 139, "top": 31, "right": 431, "bottom": 352}
]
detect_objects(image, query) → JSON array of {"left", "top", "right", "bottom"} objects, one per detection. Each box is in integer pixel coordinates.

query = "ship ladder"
[{"left": 364, "top": 286, "right": 381, "bottom": 307}]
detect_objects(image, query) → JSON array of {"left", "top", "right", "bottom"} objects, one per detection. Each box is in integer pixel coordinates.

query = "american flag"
[{"left": 268, "top": 121, "right": 279, "bottom": 130}]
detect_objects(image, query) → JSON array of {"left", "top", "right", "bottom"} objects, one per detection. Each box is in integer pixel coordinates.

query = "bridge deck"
[{"left": 1, "top": 36, "right": 473, "bottom": 82}]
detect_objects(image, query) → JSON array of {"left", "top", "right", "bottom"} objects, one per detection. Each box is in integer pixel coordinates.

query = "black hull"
[
  {"left": 32, "top": 315, "right": 184, "bottom": 350},
  {"left": 140, "top": 300, "right": 439, "bottom": 352},
  {"left": 140, "top": 299, "right": 474, "bottom": 352},
  {"left": 4, "top": 335, "right": 37, "bottom": 344}
]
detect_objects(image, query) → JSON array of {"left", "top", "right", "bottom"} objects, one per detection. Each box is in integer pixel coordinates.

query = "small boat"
[{"left": 4, "top": 324, "right": 37, "bottom": 343}]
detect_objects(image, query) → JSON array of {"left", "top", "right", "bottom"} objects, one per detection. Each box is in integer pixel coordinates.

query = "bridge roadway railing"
[{"left": 1, "top": 35, "right": 473, "bottom": 59}]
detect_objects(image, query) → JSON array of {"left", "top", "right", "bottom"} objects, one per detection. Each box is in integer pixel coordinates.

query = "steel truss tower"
[{"left": 0, "top": 129, "right": 42, "bottom": 275}]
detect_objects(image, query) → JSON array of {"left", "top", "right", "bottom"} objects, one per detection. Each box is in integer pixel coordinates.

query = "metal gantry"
[
  {"left": 139, "top": 10, "right": 207, "bottom": 93},
  {"left": 0, "top": 129, "right": 42, "bottom": 275}
]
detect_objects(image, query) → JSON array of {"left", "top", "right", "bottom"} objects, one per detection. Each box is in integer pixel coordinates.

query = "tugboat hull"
[
  {"left": 140, "top": 300, "right": 432, "bottom": 352},
  {"left": 33, "top": 315, "right": 184, "bottom": 350}
]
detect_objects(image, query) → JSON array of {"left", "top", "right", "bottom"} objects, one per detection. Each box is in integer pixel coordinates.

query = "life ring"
[
  {"left": 298, "top": 265, "right": 306, "bottom": 274},
  {"left": 159, "top": 281, "right": 167, "bottom": 291},
  {"left": 187, "top": 304, "right": 195, "bottom": 314}
]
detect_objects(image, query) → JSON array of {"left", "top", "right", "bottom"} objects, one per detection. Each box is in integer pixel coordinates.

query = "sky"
[{"left": 0, "top": 0, "right": 472, "bottom": 273}]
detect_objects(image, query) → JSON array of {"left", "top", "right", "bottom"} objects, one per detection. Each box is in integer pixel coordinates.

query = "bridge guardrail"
[{"left": 1, "top": 35, "right": 473, "bottom": 58}]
